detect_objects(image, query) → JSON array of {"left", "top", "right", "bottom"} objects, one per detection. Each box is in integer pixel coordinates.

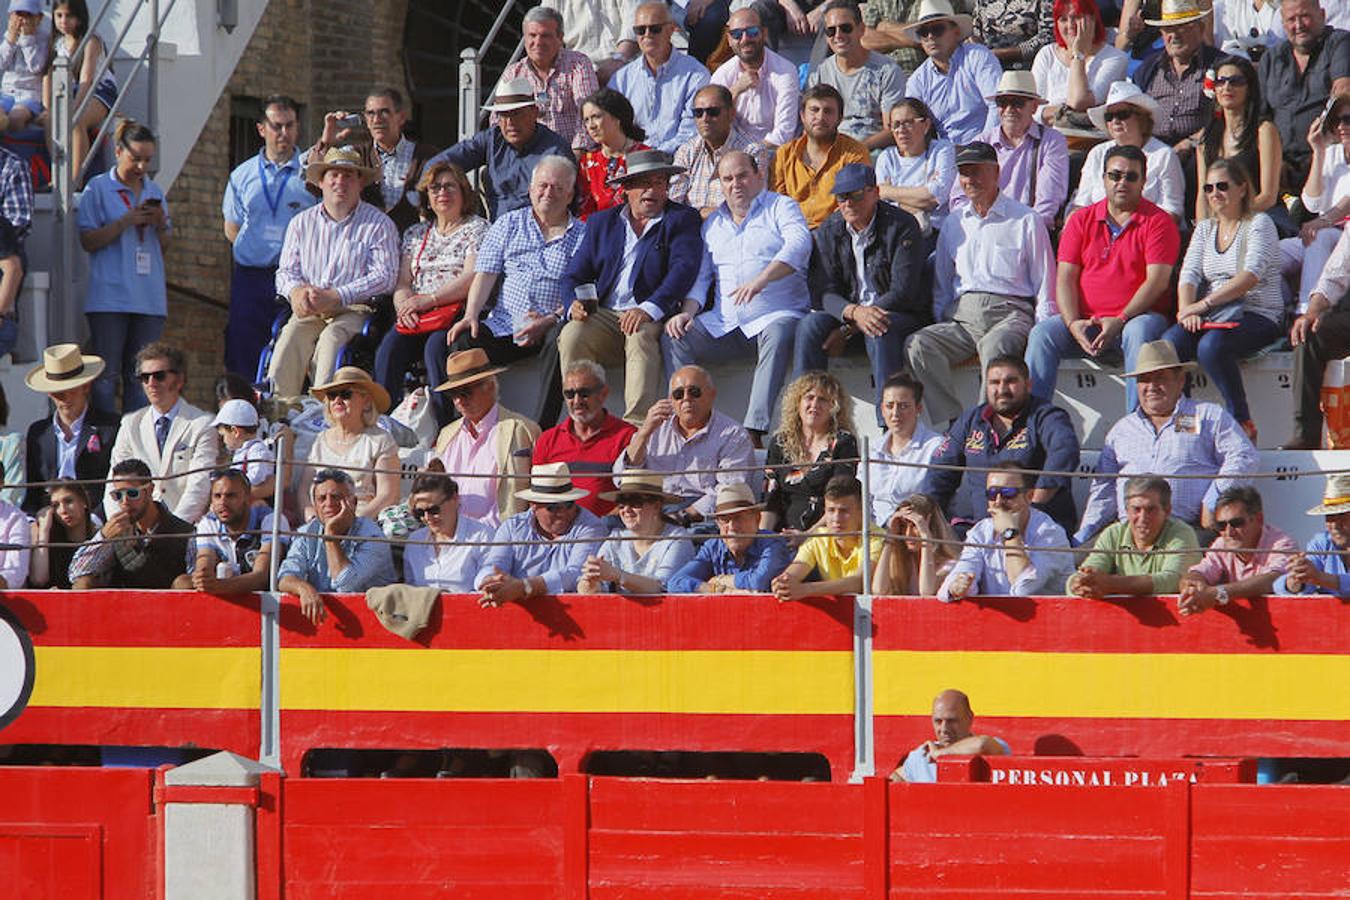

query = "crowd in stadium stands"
[{"left": 4, "top": 0, "right": 1350, "bottom": 621}]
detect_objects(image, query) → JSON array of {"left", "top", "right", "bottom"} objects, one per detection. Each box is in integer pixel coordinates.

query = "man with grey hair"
[
  {"left": 533, "top": 359, "right": 638, "bottom": 516},
  {"left": 430, "top": 77, "right": 575, "bottom": 219},
  {"left": 497, "top": 6, "right": 599, "bottom": 151},
  {"left": 1068, "top": 476, "right": 1201, "bottom": 598},
  {"left": 610, "top": 0, "right": 711, "bottom": 153}
]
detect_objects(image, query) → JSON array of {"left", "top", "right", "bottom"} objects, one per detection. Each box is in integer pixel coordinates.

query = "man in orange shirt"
[{"left": 768, "top": 84, "right": 871, "bottom": 228}]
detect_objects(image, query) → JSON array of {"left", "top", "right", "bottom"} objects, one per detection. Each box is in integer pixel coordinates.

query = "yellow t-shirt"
[{"left": 793, "top": 527, "right": 887, "bottom": 581}]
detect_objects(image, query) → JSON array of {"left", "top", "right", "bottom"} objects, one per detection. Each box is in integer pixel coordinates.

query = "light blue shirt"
[
  {"left": 938, "top": 509, "right": 1075, "bottom": 602},
  {"left": 403, "top": 516, "right": 494, "bottom": 593},
  {"left": 597, "top": 524, "right": 696, "bottom": 591},
  {"left": 477, "top": 506, "right": 607, "bottom": 595},
  {"left": 875, "top": 139, "right": 956, "bottom": 233},
  {"left": 276, "top": 516, "right": 396, "bottom": 593},
  {"left": 904, "top": 42, "right": 1002, "bottom": 145},
  {"left": 77, "top": 170, "right": 171, "bottom": 316},
  {"left": 870, "top": 423, "right": 943, "bottom": 524},
  {"left": 1275, "top": 531, "right": 1350, "bottom": 596},
  {"left": 222, "top": 150, "right": 317, "bottom": 268},
  {"left": 688, "top": 190, "right": 812, "bottom": 338},
  {"left": 610, "top": 50, "right": 711, "bottom": 153},
  {"left": 900, "top": 736, "right": 1012, "bottom": 782}
]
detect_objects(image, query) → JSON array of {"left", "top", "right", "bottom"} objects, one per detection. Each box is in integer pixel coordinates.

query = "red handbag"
[{"left": 395, "top": 301, "right": 463, "bottom": 335}]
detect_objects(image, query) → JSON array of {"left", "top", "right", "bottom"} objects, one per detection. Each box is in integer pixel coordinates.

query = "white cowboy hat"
[
  {"left": 985, "top": 70, "right": 1044, "bottom": 104},
  {"left": 1307, "top": 473, "right": 1350, "bottom": 516},
  {"left": 483, "top": 78, "right": 540, "bottom": 113}
]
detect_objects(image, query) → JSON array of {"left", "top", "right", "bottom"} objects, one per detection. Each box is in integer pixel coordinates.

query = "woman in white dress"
[{"left": 304, "top": 367, "right": 401, "bottom": 520}]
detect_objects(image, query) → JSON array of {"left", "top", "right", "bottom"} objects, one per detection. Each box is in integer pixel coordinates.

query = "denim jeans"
[
  {"left": 792, "top": 309, "right": 926, "bottom": 406},
  {"left": 86, "top": 312, "right": 165, "bottom": 416},
  {"left": 1162, "top": 312, "right": 1282, "bottom": 422},
  {"left": 662, "top": 315, "right": 797, "bottom": 433},
  {"left": 1025, "top": 313, "right": 1168, "bottom": 412}
]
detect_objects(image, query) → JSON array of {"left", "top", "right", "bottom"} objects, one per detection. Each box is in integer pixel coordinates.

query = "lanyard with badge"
[
  {"left": 258, "top": 153, "right": 293, "bottom": 246},
  {"left": 116, "top": 189, "right": 154, "bottom": 277}
]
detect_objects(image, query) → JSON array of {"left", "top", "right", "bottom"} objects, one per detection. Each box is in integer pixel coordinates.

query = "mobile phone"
[
  {"left": 338, "top": 113, "right": 363, "bottom": 130},
  {"left": 142, "top": 198, "right": 162, "bottom": 207}
]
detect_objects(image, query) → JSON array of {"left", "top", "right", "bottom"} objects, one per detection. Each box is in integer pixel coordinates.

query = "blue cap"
[
  {"left": 830, "top": 163, "right": 877, "bottom": 196},
  {"left": 9, "top": 0, "right": 40, "bottom": 15}
]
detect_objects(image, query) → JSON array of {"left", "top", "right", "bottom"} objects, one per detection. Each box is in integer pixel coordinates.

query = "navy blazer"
[
  {"left": 23, "top": 406, "right": 121, "bottom": 514},
  {"left": 561, "top": 200, "right": 705, "bottom": 320}
]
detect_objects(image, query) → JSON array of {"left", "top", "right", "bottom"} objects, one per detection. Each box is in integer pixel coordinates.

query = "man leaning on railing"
[{"left": 69, "top": 458, "right": 192, "bottom": 589}]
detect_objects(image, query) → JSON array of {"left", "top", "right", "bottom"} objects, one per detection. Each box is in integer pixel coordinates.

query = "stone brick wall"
[{"left": 162, "top": 0, "right": 409, "bottom": 407}]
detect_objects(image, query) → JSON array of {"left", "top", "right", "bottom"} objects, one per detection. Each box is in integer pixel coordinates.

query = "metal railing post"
[
  {"left": 50, "top": 54, "right": 74, "bottom": 346},
  {"left": 851, "top": 437, "right": 876, "bottom": 783},
  {"left": 148, "top": 0, "right": 159, "bottom": 177},
  {"left": 259, "top": 434, "right": 285, "bottom": 768},
  {"left": 458, "top": 48, "right": 480, "bottom": 144}
]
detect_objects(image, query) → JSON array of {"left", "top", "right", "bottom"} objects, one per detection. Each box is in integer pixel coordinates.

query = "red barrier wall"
[{"left": 0, "top": 767, "right": 158, "bottom": 900}]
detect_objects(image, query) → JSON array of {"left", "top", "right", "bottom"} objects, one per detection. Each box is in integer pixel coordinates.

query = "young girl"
[{"left": 42, "top": 0, "right": 116, "bottom": 178}]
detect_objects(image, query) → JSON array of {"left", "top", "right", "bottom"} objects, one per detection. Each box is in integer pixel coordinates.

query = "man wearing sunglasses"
[
  {"left": 70, "top": 458, "right": 195, "bottom": 589},
  {"left": 610, "top": 1, "right": 711, "bottom": 153},
  {"left": 532, "top": 361, "right": 637, "bottom": 516},
  {"left": 619, "top": 365, "right": 755, "bottom": 529},
  {"left": 1178, "top": 486, "right": 1296, "bottom": 615},
  {"left": 670, "top": 85, "right": 772, "bottom": 217},
  {"left": 172, "top": 469, "right": 291, "bottom": 595},
  {"left": 1129, "top": 0, "right": 1221, "bottom": 160},
  {"left": 808, "top": 0, "right": 906, "bottom": 150},
  {"left": 107, "top": 342, "right": 218, "bottom": 524},
  {"left": 710, "top": 6, "right": 800, "bottom": 148},
  {"left": 899, "top": 0, "right": 1001, "bottom": 145},
  {"left": 277, "top": 469, "right": 396, "bottom": 626},
  {"left": 937, "top": 464, "right": 1073, "bottom": 602}
]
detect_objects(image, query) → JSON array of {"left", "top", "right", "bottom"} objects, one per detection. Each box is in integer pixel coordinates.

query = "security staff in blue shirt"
[{"left": 221, "top": 95, "right": 317, "bottom": 380}]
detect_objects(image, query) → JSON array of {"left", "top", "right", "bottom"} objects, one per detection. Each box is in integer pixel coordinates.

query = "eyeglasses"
[
  {"left": 1105, "top": 169, "right": 1142, "bottom": 183},
  {"left": 985, "top": 486, "right": 1023, "bottom": 501},
  {"left": 633, "top": 23, "right": 667, "bottom": 35},
  {"left": 692, "top": 106, "right": 723, "bottom": 118},
  {"left": 1215, "top": 516, "right": 1247, "bottom": 531},
  {"left": 137, "top": 369, "right": 176, "bottom": 383},
  {"left": 727, "top": 25, "right": 762, "bottom": 40},
  {"left": 109, "top": 487, "right": 145, "bottom": 502},
  {"left": 614, "top": 494, "right": 653, "bottom": 508},
  {"left": 449, "top": 385, "right": 478, "bottom": 400},
  {"left": 915, "top": 22, "right": 947, "bottom": 39},
  {"left": 836, "top": 188, "right": 868, "bottom": 203},
  {"left": 326, "top": 388, "right": 355, "bottom": 401},
  {"left": 1213, "top": 74, "right": 1248, "bottom": 88},
  {"left": 671, "top": 386, "right": 703, "bottom": 400},
  {"left": 563, "top": 386, "right": 597, "bottom": 400},
  {"left": 412, "top": 503, "right": 443, "bottom": 520},
  {"left": 824, "top": 23, "right": 854, "bottom": 36},
  {"left": 363, "top": 108, "right": 395, "bottom": 118},
  {"left": 1202, "top": 180, "right": 1231, "bottom": 194},
  {"left": 891, "top": 116, "right": 924, "bottom": 130},
  {"left": 426, "top": 182, "right": 458, "bottom": 193},
  {"left": 1103, "top": 108, "right": 1135, "bottom": 123}
]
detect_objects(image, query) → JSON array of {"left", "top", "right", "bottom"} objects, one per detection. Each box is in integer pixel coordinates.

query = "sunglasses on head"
[
  {"left": 692, "top": 106, "right": 723, "bottom": 118},
  {"left": 1213, "top": 74, "right": 1248, "bottom": 88},
  {"left": 138, "top": 369, "right": 176, "bottom": 383},
  {"left": 727, "top": 25, "right": 762, "bottom": 40},
  {"left": 563, "top": 386, "right": 597, "bottom": 400},
  {"left": 824, "top": 23, "right": 854, "bottom": 36},
  {"left": 633, "top": 23, "right": 667, "bottom": 35},
  {"left": 326, "top": 388, "right": 355, "bottom": 401},
  {"left": 915, "top": 21, "right": 947, "bottom": 38},
  {"left": 1105, "top": 169, "right": 1142, "bottom": 183},
  {"left": 671, "top": 385, "right": 703, "bottom": 400},
  {"left": 1202, "top": 180, "right": 1231, "bottom": 194},
  {"left": 412, "top": 503, "right": 443, "bottom": 520},
  {"left": 985, "top": 486, "right": 1022, "bottom": 501},
  {"left": 1214, "top": 515, "right": 1247, "bottom": 531},
  {"left": 1103, "top": 108, "right": 1135, "bottom": 123},
  {"left": 109, "top": 487, "right": 145, "bottom": 502}
]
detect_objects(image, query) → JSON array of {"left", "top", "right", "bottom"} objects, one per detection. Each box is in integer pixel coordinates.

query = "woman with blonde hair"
[
  {"left": 761, "top": 372, "right": 858, "bottom": 533},
  {"left": 304, "top": 366, "right": 401, "bottom": 520},
  {"left": 873, "top": 492, "right": 960, "bottom": 596}
]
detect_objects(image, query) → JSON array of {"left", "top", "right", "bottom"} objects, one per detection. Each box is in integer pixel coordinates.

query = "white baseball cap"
[{"left": 212, "top": 398, "right": 260, "bottom": 428}]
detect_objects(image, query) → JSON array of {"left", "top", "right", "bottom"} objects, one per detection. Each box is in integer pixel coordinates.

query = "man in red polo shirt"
[
  {"left": 532, "top": 359, "right": 637, "bottom": 516},
  {"left": 1025, "top": 144, "right": 1179, "bottom": 411}
]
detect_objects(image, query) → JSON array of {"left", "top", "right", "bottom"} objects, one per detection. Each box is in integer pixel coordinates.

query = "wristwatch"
[
  {"left": 1000, "top": 527, "right": 1021, "bottom": 541},
  {"left": 1215, "top": 585, "right": 1230, "bottom": 606}
]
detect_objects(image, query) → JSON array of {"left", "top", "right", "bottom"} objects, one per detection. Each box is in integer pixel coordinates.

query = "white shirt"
[
  {"left": 1073, "top": 137, "right": 1185, "bottom": 219},
  {"left": 849, "top": 218, "right": 878, "bottom": 307},
  {"left": 870, "top": 422, "right": 943, "bottom": 523},
  {"left": 937, "top": 509, "right": 1074, "bottom": 602},
  {"left": 933, "top": 193, "right": 1055, "bottom": 322},
  {"left": 403, "top": 515, "right": 494, "bottom": 592},
  {"left": 1216, "top": 0, "right": 1283, "bottom": 58},
  {"left": 54, "top": 409, "right": 88, "bottom": 480},
  {"left": 1031, "top": 43, "right": 1128, "bottom": 111},
  {"left": 1302, "top": 144, "right": 1350, "bottom": 214},
  {"left": 231, "top": 437, "right": 276, "bottom": 486}
]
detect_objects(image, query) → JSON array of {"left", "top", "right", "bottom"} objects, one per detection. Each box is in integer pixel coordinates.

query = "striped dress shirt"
[{"left": 274, "top": 200, "right": 399, "bottom": 305}]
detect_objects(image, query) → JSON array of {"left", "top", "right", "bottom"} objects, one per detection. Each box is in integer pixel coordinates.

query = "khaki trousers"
[
  {"left": 558, "top": 307, "right": 664, "bottom": 425},
  {"left": 268, "top": 304, "right": 371, "bottom": 401}
]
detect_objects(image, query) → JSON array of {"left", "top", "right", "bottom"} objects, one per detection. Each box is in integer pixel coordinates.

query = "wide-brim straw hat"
[
  {"left": 309, "top": 365, "right": 391, "bottom": 414},
  {"left": 1088, "top": 80, "right": 1160, "bottom": 132},
  {"left": 900, "top": 0, "right": 973, "bottom": 41},
  {"left": 712, "top": 482, "right": 763, "bottom": 516},
  {"left": 26, "top": 343, "right": 105, "bottom": 393},
  {"left": 608, "top": 149, "right": 686, "bottom": 186},
  {"left": 985, "top": 70, "right": 1044, "bottom": 104},
  {"left": 1122, "top": 341, "right": 1198, "bottom": 379},
  {"left": 434, "top": 348, "right": 508, "bottom": 393},
  {"left": 1307, "top": 474, "right": 1350, "bottom": 515},
  {"left": 483, "top": 77, "right": 540, "bottom": 113},
  {"left": 598, "top": 470, "right": 682, "bottom": 504},
  {"left": 305, "top": 146, "right": 377, "bottom": 188},
  {"left": 1144, "top": 0, "right": 1212, "bottom": 28},
  {"left": 515, "top": 462, "right": 591, "bottom": 503}
]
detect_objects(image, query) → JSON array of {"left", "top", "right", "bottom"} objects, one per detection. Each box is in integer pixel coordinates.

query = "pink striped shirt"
[{"left": 275, "top": 200, "right": 400, "bottom": 305}]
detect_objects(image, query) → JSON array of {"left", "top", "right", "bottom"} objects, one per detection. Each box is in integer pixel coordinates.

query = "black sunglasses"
[
  {"left": 727, "top": 25, "right": 762, "bottom": 40},
  {"left": 326, "top": 388, "right": 355, "bottom": 401},
  {"left": 1214, "top": 516, "right": 1247, "bottom": 531},
  {"left": 996, "top": 96, "right": 1031, "bottom": 109},
  {"left": 671, "top": 386, "right": 703, "bottom": 400},
  {"left": 692, "top": 106, "right": 723, "bottom": 118},
  {"left": 1103, "top": 108, "right": 1135, "bottom": 123},
  {"left": 985, "top": 486, "right": 1023, "bottom": 501},
  {"left": 540, "top": 501, "right": 575, "bottom": 512},
  {"left": 1105, "top": 169, "right": 1142, "bottom": 183},
  {"left": 1335, "top": 113, "right": 1350, "bottom": 128},
  {"left": 412, "top": 503, "right": 443, "bottom": 521},
  {"left": 563, "top": 386, "right": 597, "bottom": 400},
  {"left": 1213, "top": 74, "right": 1248, "bottom": 88},
  {"left": 633, "top": 23, "right": 667, "bottom": 35},
  {"left": 614, "top": 493, "right": 656, "bottom": 507},
  {"left": 915, "top": 22, "right": 948, "bottom": 38},
  {"left": 138, "top": 369, "right": 176, "bottom": 383},
  {"left": 1202, "top": 181, "right": 1231, "bottom": 194},
  {"left": 824, "top": 23, "right": 854, "bottom": 36}
]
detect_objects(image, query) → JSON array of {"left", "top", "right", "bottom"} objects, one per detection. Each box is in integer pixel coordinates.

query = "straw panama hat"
[
  {"left": 1122, "top": 341, "right": 1198, "bottom": 379},
  {"left": 1144, "top": 0, "right": 1212, "bottom": 28},
  {"left": 985, "top": 70, "right": 1044, "bottom": 104},
  {"left": 1088, "top": 81, "right": 1161, "bottom": 132},
  {"left": 26, "top": 344, "right": 104, "bottom": 393},
  {"left": 598, "top": 470, "right": 682, "bottom": 504},
  {"left": 515, "top": 462, "right": 591, "bottom": 503},
  {"left": 434, "top": 348, "right": 508, "bottom": 393},
  {"left": 483, "top": 77, "right": 541, "bottom": 113},
  {"left": 1307, "top": 473, "right": 1350, "bottom": 516},
  {"left": 309, "top": 365, "right": 392, "bottom": 414},
  {"left": 900, "top": 0, "right": 973, "bottom": 41},
  {"left": 305, "top": 146, "right": 377, "bottom": 188},
  {"left": 712, "top": 482, "right": 764, "bottom": 516}
]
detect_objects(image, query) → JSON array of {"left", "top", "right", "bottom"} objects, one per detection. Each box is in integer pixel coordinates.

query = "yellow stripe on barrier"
[
  {"left": 30, "top": 646, "right": 262, "bottom": 709},
  {"left": 280, "top": 649, "right": 856, "bottom": 714},
  {"left": 875, "top": 651, "right": 1349, "bottom": 720}
]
